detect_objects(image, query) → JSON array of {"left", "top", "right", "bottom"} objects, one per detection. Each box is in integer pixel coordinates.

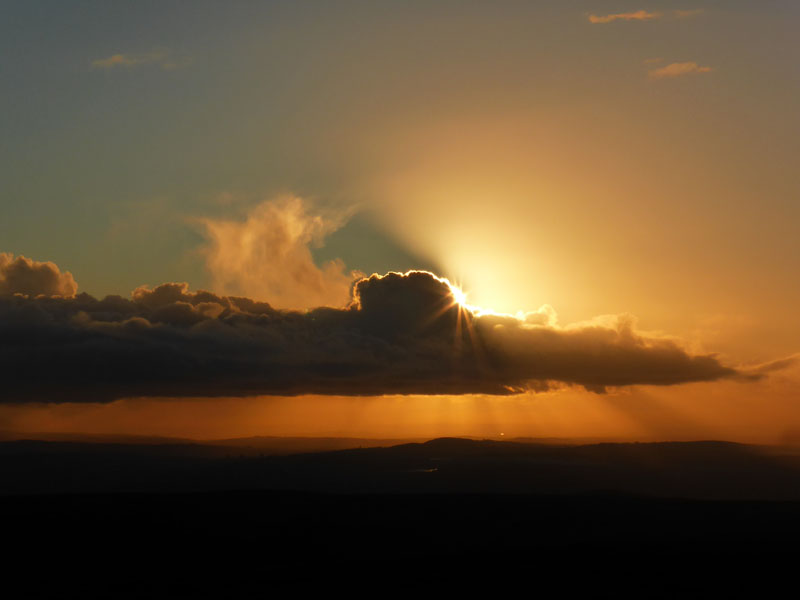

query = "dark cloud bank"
[{"left": 0, "top": 254, "right": 738, "bottom": 403}]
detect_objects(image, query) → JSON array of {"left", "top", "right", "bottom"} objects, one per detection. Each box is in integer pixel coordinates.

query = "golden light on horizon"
[{"left": 1, "top": 0, "right": 798, "bottom": 447}]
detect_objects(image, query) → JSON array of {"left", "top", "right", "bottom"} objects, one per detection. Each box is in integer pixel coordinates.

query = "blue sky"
[{"left": 1, "top": 1, "right": 798, "bottom": 354}]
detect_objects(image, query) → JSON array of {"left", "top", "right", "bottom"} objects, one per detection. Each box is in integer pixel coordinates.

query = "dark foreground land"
[{"left": 4, "top": 437, "right": 800, "bottom": 596}]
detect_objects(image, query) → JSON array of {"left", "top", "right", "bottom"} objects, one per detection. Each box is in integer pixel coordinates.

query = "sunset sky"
[{"left": 1, "top": 1, "right": 798, "bottom": 443}]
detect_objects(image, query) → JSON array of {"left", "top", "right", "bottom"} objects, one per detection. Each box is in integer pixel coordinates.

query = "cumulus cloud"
[
  {"left": 0, "top": 253, "right": 77, "bottom": 297},
  {"left": 0, "top": 259, "right": 743, "bottom": 403},
  {"left": 649, "top": 61, "right": 712, "bottom": 79},
  {"left": 91, "top": 49, "right": 188, "bottom": 70},
  {"left": 588, "top": 10, "right": 662, "bottom": 24},
  {"left": 198, "top": 197, "right": 359, "bottom": 310}
]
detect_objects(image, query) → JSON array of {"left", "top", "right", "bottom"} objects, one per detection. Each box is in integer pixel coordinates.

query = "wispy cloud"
[
  {"left": 674, "top": 9, "right": 704, "bottom": 19},
  {"left": 588, "top": 10, "right": 662, "bottom": 24},
  {"left": 91, "top": 49, "right": 189, "bottom": 70},
  {"left": 588, "top": 9, "right": 704, "bottom": 23},
  {"left": 198, "top": 197, "right": 359, "bottom": 310},
  {"left": 648, "top": 61, "right": 712, "bottom": 79}
]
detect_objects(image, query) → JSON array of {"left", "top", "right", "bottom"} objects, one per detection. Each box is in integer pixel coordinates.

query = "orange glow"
[{"left": 2, "top": 363, "right": 800, "bottom": 444}]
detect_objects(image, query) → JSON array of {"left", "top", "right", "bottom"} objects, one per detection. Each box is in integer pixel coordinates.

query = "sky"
[{"left": 1, "top": 1, "right": 798, "bottom": 442}]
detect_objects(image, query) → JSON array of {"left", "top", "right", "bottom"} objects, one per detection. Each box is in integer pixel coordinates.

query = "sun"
[
  {"left": 443, "top": 278, "right": 517, "bottom": 319},
  {"left": 449, "top": 283, "right": 468, "bottom": 307}
]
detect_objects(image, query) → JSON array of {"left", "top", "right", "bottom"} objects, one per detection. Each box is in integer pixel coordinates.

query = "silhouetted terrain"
[
  {"left": 0, "top": 431, "right": 425, "bottom": 453},
  {"left": 4, "top": 438, "right": 800, "bottom": 595},
  {"left": 3, "top": 436, "right": 800, "bottom": 498}
]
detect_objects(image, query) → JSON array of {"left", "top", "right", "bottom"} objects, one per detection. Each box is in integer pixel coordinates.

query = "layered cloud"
[
  {"left": 648, "top": 61, "right": 712, "bottom": 79},
  {"left": 0, "top": 260, "right": 741, "bottom": 403}
]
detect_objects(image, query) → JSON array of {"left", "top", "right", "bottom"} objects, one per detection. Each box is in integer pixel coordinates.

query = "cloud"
[
  {"left": 674, "top": 9, "right": 704, "bottom": 19},
  {"left": 743, "top": 355, "right": 800, "bottom": 377},
  {"left": 91, "top": 49, "right": 187, "bottom": 70},
  {"left": 0, "top": 259, "right": 744, "bottom": 403},
  {"left": 588, "top": 9, "right": 702, "bottom": 24},
  {"left": 588, "top": 10, "right": 662, "bottom": 24},
  {"left": 0, "top": 253, "right": 77, "bottom": 297},
  {"left": 198, "top": 197, "right": 359, "bottom": 310},
  {"left": 648, "top": 61, "right": 712, "bottom": 79}
]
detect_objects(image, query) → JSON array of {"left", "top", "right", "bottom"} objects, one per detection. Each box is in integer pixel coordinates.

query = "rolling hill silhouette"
[
  {"left": 4, "top": 436, "right": 800, "bottom": 595},
  {"left": 3, "top": 436, "right": 800, "bottom": 498}
]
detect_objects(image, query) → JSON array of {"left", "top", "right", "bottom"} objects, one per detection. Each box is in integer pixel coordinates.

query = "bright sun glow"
[
  {"left": 396, "top": 270, "right": 520, "bottom": 320},
  {"left": 440, "top": 275, "right": 520, "bottom": 319},
  {"left": 449, "top": 284, "right": 468, "bottom": 306}
]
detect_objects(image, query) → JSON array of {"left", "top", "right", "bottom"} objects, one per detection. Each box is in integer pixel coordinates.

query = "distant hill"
[
  {"left": 0, "top": 431, "right": 427, "bottom": 454},
  {"left": 3, "top": 436, "right": 800, "bottom": 499},
  {"left": 5, "top": 435, "right": 800, "bottom": 595},
  {"left": 203, "top": 435, "right": 428, "bottom": 453}
]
